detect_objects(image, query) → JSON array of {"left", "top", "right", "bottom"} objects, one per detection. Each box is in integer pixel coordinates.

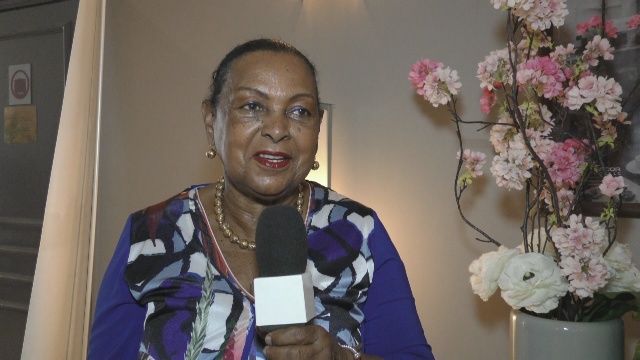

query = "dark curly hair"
[{"left": 207, "top": 38, "right": 320, "bottom": 109}]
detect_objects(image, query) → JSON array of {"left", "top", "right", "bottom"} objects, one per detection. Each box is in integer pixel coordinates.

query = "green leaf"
[
  {"left": 598, "top": 134, "right": 615, "bottom": 148},
  {"left": 458, "top": 173, "right": 472, "bottom": 187},
  {"left": 585, "top": 104, "right": 600, "bottom": 117},
  {"left": 581, "top": 292, "right": 638, "bottom": 322},
  {"left": 579, "top": 162, "right": 589, "bottom": 172},
  {"left": 185, "top": 261, "right": 216, "bottom": 359},
  {"left": 601, "top": 206, "right": 615, "bottom": 221}
]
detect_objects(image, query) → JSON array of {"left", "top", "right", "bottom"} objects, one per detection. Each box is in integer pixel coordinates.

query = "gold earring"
[
  {"left": 206, "top": 145, "right": 217, "bottom": 159},
  {"left": 312, "top": 160, "right": 320, "bottom": 170}
]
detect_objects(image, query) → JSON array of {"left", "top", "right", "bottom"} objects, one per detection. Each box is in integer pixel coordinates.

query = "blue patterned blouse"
[{"left": 88, "top": 182, "right": 434, "bottom": 359}]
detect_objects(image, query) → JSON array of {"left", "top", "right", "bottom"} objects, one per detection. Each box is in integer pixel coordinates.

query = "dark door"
[{"left": 0, "top": 1, "right": 78, "bottom": 359}]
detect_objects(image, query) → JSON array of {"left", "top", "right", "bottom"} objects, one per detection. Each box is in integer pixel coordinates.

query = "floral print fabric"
[{"left": 124, "top": 182, "right": 375, "bottom": 359}]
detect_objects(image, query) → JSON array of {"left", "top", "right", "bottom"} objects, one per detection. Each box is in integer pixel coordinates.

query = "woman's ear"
[{"left": 202, "top": 99, "right": 215, "bottom": 143}]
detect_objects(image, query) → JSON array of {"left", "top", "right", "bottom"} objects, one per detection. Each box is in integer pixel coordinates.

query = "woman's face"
[{"left": 209, "top": 51, "right": 321, "bottom": 202}]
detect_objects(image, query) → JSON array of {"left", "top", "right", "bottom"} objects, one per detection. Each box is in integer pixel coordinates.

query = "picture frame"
[
  {"left": 563, "top": 0, "right": 640, "bottom": 217},
  {"left": 305, "top": 102, "right": 332, "bottom": 187}
]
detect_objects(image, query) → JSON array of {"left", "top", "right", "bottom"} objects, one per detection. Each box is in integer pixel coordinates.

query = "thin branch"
[{"left": 448, "top": 100, "right": 502, "bottom": 247}]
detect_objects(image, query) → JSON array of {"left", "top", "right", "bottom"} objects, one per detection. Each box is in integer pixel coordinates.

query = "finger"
[
  {"left": 265, "top": 325, "right": 323, "bottom": 346},
  {"left": 264, "top": 344, "right": 314, "bottom": 359},
  {"left": 263, "top": 341, "right": 341, "bottom": 360}
]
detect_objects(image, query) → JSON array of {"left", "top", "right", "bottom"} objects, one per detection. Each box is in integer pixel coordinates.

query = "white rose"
[
  {"left": 469, "top": 246, "right": 521, "bottom": 301},
  {"left": 603, "top": 243, "right": 640, "bottom": 293},
  {"left": 498, "top": 252, "right": 569, "bottom": 313},
  {"left": 603, "top": 266, "right": 640, "bottom": 293},
  {"left": 604, "top": 242, "right": 633, "bottom": 271}
]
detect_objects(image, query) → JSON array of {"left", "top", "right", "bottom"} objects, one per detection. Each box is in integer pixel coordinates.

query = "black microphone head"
[{"left": 255, "top": 204, "right": 308, "bottom": 277}]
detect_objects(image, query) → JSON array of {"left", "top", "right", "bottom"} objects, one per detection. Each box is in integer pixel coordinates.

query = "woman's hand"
[{"left": 263, "top": 324, "right": 354, "bottom": 360}]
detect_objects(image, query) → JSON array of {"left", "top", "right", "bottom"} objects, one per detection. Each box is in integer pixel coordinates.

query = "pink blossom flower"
[
  {"left": 604, "top": 21, "right": 619, "bottom": 38},
  {"left": 558, "top": 188, "right": 575, "bottom": 217},
  {"left": 550, "top": 43, "right": 576, "bottom": 64},
  {"left": 490, "top": 134, "right": 534, "bottom": 190},
  {"left": 408, "top": 58, "right": 461, "bottom": 107},
  {"left": 551, "top": 214, "right": 605, "bottom": 258},
  {"left": 438, "top": 66, "right": 462, "bottom": 95},
  {"left": 517, "top": 56, "right": 566, "bottom": 99},
  {"left": 563, "top": 138, "right": 589, "bottom": 154},
  {"left": 627, "top": 14, "right": 640, "bottom": 30},
  {"left": 544, "top": 139, "right": 588, "bottom": 188},
  {"left": 514, "top": 0, "right": 569, "bottom": 31},
  {"left": 553, "top": 217, "right": 589, "bottom": 257},
  {"left": 563, "top": 75, "right": 623, "bottom": 121},
  {"left": 490, "top": 104, "right": 554, "bottom": 159},
  {"left": 564, "top": 85, "right": 583, "bottom": 110},
  {"left": 576, "top": 15, "right": 599, "bottom": 35},
  {"left": 583, "top": 35, "right": 614, "bottom": 66},
  {"left": 457, "top": 149, "right": 487, "bottom": 178},
  {"left": 480, "top": 88, "right": 498, "bottom": 114},
  {"left": 577, "top": 15, "right": 618, "bottom": 38},
  {"left": 408, "top": 58, "right": 441, "bottom": 87},
  {"left": 490, "top": 112, "right": 515, "bottom": 154},
  {"left": 560, "top": 254, "right": 611, "bottom": 298},
  {"left": 539, "top": 186, "right": 575, "bottom": 218},
  {"left": 616, "top": 111, "right": 630, "bottom": 125},
  {"left": 576, "top": 76, "right": 599, "bottom": 103},
  {"left": 593, "top": 111, "right": 630, "bottom": 144},
  {"left": 599, "top": 174, "right": 625, "bottom": 197},
  {"left": 477, "top": 48, "right": 513, "bottom": 91},
  {"left": 530, "top": 132, "right": 555, "bottom": 162},
  {"left": 594, "top": 77, "right": 623, "bottom": 121},
  {"left": 490, "top": 0, "right": 532, "bottom": 10}
]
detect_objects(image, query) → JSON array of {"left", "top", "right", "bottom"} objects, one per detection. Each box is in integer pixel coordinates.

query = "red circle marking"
[{"left": 11, "top": 69, "right": 30, "bottom": 100}]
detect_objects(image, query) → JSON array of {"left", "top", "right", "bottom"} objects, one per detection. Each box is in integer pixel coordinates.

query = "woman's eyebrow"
[
  {"left": 235, "top": 87, "right": 316, "bottom": 102},
  {"left": 234, "top": 86, "right": 269, "bottom": 98}
]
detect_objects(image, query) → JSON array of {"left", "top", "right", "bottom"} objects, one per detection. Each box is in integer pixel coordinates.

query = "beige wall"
[{"left": 94, "top": 1, "right": 640, "bottom": 358}]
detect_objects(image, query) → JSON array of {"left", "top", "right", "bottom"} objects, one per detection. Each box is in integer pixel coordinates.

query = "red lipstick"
[{"left": 253, "top": 151, "right": 292, "bottom": 169}]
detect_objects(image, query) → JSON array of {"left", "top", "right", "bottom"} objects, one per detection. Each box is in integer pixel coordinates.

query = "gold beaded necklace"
[{"left": 213, "top": 176, "right": 304, "bottom": 251}]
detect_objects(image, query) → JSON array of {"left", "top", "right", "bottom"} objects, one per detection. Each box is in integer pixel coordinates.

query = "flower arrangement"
[{"left": 410, "top": 0, "right": 640, "bottom": 322}]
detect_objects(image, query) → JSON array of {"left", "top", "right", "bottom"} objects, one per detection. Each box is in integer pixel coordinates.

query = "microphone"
[{"left": 254, "top": 205, "right": 315, "bottom": 333}]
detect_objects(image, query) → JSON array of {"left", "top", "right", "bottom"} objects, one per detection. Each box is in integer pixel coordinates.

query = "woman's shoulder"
[
  {"left": 307, "top": 181, "right": 380, "bottom": 240},
  {"left": 139, "top": 184, "right": 207, "bottom": 210},
  {"left": 128, "top": 184, "right": 208, "bottom": 236},
  {"left": 308, "top": 181, "right": 374, "bottom": 217}
]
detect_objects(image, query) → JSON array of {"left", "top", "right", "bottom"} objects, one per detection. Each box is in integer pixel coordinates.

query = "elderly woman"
[{"left": 89, "top": 39, "right": 434, "bottom": 359}]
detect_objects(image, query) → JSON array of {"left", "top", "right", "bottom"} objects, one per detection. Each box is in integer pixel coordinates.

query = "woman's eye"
[
  {"left": 241, "top": 102, "right": 263, "bottom": 112},
  {"left": 288, "top": 107, "right": 312, "bottom": 119}
]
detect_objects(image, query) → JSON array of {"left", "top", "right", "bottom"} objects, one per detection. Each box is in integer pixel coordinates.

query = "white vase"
[{"left": 510, "top": 309, "right": 624, "bottom": 360}]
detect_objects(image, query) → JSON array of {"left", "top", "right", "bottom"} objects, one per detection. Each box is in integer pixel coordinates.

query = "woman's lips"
[{"left": 253, "top": 151, "right": 292, "bottom": 169}]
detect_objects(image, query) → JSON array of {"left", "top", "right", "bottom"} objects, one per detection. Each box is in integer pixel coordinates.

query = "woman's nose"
[{"left": 260, "top": 112, "right": 290, "bottom": 142}]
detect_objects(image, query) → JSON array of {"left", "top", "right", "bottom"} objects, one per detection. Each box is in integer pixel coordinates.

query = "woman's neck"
[{"left": 219, "top": 179, "right": 307, "bottom": 242}]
